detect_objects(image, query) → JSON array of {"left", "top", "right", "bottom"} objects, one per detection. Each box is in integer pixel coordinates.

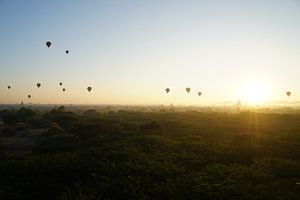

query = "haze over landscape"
[{"left": 1, "top": 0, "right": 300, "bottom": 105}]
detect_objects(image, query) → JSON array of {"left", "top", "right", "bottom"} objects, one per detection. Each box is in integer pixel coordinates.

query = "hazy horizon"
[{"left": 1, "top": 0, "right": 300, "bottom": 105}]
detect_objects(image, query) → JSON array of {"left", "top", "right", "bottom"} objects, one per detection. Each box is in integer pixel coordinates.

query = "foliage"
[
  {"left": 1, "top": 107, "right": 35, "bottom": 124},
  {"left": 0, "top": 108, "right": 299, "bottom": 199}
]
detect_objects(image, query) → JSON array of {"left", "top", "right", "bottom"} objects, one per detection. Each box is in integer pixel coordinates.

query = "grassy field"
[{"left": 0, "top": 107, "right": 299, "bottom": 199}]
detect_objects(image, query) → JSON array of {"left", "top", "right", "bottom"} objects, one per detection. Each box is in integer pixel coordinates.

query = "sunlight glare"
[{"left": 241, "top": 82, "right": 269, "bottom": 105}]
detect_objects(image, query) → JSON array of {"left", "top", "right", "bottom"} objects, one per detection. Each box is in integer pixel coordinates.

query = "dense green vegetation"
[{"left": 0, "top": 106, "right": 299, "bottom": 199}]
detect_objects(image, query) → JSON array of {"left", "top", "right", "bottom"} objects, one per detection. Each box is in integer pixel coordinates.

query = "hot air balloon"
[
  {"left": 65, "top": 50, "right": 69, "bottom": 54},
  {"left": 165, "top": 88, "right": 170, "bottom": 93},
  {"left": 7, "top": 86, "right": 11, "bottom": 90},
  {"left": 87, "top": 87, "right": 92, "bottom": 92},
  {"left": 27, "top": 95, "right": 31, "bottom": 99},
  {"left": 186, "top": 87, "right": 191, "bottom": 93},
  {"left": 46, "top": 41, "right": 51, "bottom": 48},
  {"left": 36, "top": 83, "right": 41, "bottom": 88},
  {"left": 286, "top": 91, "right": 291, "bottom": 97},
  {"left": 62, "top": 88, "right": 66, "bottom": 92},
  {"left": 198, "top": 91, "right": 202, "bottom": 96},
  {"left": 59, "top": 82, "right": 63, "bottom": 86}
]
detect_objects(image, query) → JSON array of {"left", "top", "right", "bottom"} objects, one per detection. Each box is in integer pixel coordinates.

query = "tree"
[{"left": 139, "top": 121, "right": 163, "bottom": 135}]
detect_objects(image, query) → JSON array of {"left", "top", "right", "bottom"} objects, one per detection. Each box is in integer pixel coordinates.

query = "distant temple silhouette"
[{"left": 236, "top": 100, "right": 242, "bottom": 109}]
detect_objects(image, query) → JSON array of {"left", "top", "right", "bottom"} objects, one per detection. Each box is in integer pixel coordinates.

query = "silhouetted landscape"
[{"left": 0, "top": 105, "right": 299, "bottom": 199}]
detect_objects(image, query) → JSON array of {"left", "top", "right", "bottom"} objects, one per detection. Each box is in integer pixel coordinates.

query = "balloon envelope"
[
  {"left": 186, "top": 87, "right": 191, "bottom": 93},
  {"left": 7, "top": 86, "right": 11, "bottom": 90},
  {"left": 286, "top": 91, "right": 291, "bottom": 97},
  {"left": 46, "top": 41, "right": 51, "bottom": 48},
  {"left": 87, "top": 87, "right": 92, "bottom": 92},
  {"left": 165, "top": 88, "right": 170, "bottom": 93},
  {"left": 37, "top": 83, "right": 41, "bottom": 88},
  {"left": 198, "top": 92, "right": 202, "bottom": 96},
  {"left": 27, "top": 95, "right": 31, "bottom": 99},
  {"left": 62, "top": 88, "right": 66, "bottom": 92},
  {"left": 59, "top": 82, "right": 63, "bottom": 86},
  {"left": 65, "top": 50, "right": 69, "bottom": 54}
]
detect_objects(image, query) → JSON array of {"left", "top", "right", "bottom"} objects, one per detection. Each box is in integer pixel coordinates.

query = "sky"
[{"left": 1, "top": 0, "right": 300, "bottom": 105}]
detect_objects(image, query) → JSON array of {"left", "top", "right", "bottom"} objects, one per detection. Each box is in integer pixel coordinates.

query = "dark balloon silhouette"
[
  {"left": 165, "top": 88, "right": 170, "bottom": 93},
  {"left": 59, "top": 82, "right": 63, "bottom": 86},
  {"left": 36, "top": 83, "right": 41, "bottom": 88},
  {"left": 186, "top": 87, "right": 191, "bottom": 93},
  {"left": 87, "top": 87, "right": 92, "bottom": 92},
  {"left": 62, "top": 88, "right": 66, "bottom": 92},
  {"left": 27, "top": 95, "right": 31, "bottom": 99},
  {"left": 198, "top": 91, "right": 202, "bottom": 96},
  {"left": 286, "top": 91, "right": 291, "bottom": 97},
  {"left": 7, "top": 86, "right": 11, "bottom": 90},
  {"left": 65, "top": 50, "right": 69, "bottom": 54},
  {"left": 46, "top": 41, "right": 52, "bottom": 48}
]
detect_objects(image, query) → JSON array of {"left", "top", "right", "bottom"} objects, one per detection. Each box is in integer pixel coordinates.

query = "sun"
[{"left": 241, "top": 82, "right": 269, "bottom": 105}]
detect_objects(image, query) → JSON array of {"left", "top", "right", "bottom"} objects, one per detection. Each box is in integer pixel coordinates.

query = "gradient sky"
[{"left": 1, "top": 0, "right": 300, "bottom": 105}]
